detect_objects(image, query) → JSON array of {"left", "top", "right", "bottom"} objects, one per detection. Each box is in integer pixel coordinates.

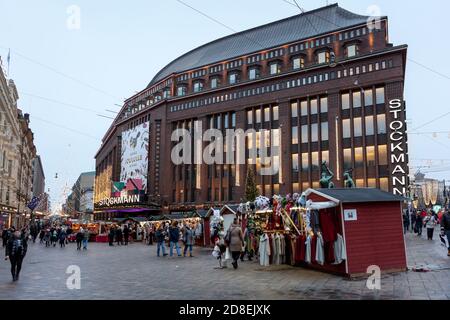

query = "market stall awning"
[
  {"left": 306, "top": 200, "right": 338, "bottom": 210},
  {"left": 306, "top": 188, "right": 407, "bottom": 204}
]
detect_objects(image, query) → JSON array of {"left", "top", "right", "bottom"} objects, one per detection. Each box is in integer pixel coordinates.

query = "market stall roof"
[
  {"left": 220, "top": 204, "right": 239, "bottom": 215},
  {"left": 206, "top": 207, "right": 221, "bottom": 218},
  {"left": 114, "top": 217, "right": 149, "bottom": 223},
  {"left": 306, "top": 188, "right": 408, "bottom": 204},
  {"left": 196, "top": 209, "right": 209, "bottom": 218}
]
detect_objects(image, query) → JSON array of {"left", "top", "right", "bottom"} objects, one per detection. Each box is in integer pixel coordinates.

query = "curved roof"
[{"left": 148, "top": 4, "right": 372, "bottom": 86}]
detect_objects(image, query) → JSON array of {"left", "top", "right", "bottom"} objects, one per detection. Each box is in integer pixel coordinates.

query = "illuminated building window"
[
  {"left": 355, "top": 147, "right": 364, "bottom": 168},
  {"left": 353, "top": 91, "right": 362, "bottom": 108},
  {"left": 378, "top": 145, "right": 388, "bottom": 165},
  {"left": 376, "top": 87, "right": 385, "bottom": 104},
  {"left": 310, "top": 99, "right": 318, "bottom": 115},
  {"left": 366, "top": 146, "right": 376, "bottom": 166},
  {"left": 320, "top": 97, "right": 328, "bottom": 113},
  {"left": 353, "top": 118, "right": 362, "bottom": 137},
  {"left": 321, "top": 122, "right": 329, "bottom": 141},
  {"left": 380, "top": 178, "right": 389, "bottom": 191},
  {"left": 364, "top": 89, "right": 373, "bottom": 106},
  {"left": 342, "top": 93, "right": 350, "bottom": 110},
  {"left": 291, "top": 102, "right": 298, "bottom": 118},
  {"left": 377, "top": 114, "right": 387, "bottom": 134},
  {"left": 292, "top": 154, "right": 299, "bottom": 172},
  {"left": 292, "top": 127, "right": 299, "bottom": 145},
  {"left": 343, "top": 149, "right": 352, "bottom": 170},
  {"left": 301, "top": 153, "right": 309, "bottom": 171},
  {"left": 342, "top": 119, "right": 351, "bottom": 139},
  {"left": 365, "top": 116, "right": 375, "bottom": 136}
]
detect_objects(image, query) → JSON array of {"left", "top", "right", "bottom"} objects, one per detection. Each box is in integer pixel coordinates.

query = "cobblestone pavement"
[{"left": 0, "top": 229, "right": 449, "bottom": 300}]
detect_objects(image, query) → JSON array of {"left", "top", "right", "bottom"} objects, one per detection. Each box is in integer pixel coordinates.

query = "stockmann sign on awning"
[{"left": 96, "top": 194, "right": 141, "bottom": 208}]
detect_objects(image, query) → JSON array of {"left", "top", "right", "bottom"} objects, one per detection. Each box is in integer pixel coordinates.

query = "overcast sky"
[{"left": 0, "top": 0, "right": 449, "bottom": 212}]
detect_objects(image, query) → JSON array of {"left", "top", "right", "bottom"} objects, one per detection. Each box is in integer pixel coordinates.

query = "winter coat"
[
  {"left": 155, "top": 229, "right": 165, "bottom": 242},
  {"left": 75, "top": 232, "right": 83, "bottom": 242},
  {"left": 441, "top": 212, "right": 450, "bottom": 231},
  {"left": 5, "top": 235, "right": 28, "bottom": 257},
  {"left": 183, "top": 227, "right": 195, "bottom": 246},
  {"left": 83, "top": 230, "right": 90, "bottom": 240},
  {"left": 228, "top": 224, "right": 244, "bottom": 252},
  {"left": 169, "top": 227, "right": 180, "bottom": 242}
]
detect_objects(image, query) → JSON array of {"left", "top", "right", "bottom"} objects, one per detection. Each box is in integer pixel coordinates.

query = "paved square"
[{"left": 0, "top": 230, "right": 449, "bottom": 300}]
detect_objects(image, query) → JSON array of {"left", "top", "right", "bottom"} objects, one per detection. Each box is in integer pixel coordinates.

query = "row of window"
[
  {"left": 247, "top": 106, "right": 279, "bottom": 124},
  {"left": 292, "top": 144, "right": 388, "bottom": 173},
  {"left": 342, "top": 87, "right": 385, "bottom": 109},
  {"left": 291, "top": 97, "right": 328, "bottom": 117},
  {"left": 170, "top": 58, "right": 394, "bottom": 113},
  {"left": 292, "top": 122, "right": 329, "bottom": 144},
  {"left": 342, "top": 115, "right": 386, "bottom": 138},
  {"left": 292, "top": 177, "right": 389, "bottom": 193}
]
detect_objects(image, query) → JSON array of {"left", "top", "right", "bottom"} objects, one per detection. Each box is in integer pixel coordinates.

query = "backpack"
[{"left": 12, "top": 239, "right": 24, "bottom": 256}]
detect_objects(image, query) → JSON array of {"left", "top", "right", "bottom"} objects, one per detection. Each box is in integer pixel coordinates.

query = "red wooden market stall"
[{"left": 305, "top": 188, "right": 407, "bottom": 278}]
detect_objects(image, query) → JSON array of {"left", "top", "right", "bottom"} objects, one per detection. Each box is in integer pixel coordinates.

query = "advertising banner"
[{"left": 120, "top": 122, "right": 149, "bottom": 192}]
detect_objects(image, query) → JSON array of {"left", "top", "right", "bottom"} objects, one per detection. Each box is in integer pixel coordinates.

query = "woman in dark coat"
[
  {"left": 227, "top": 218, "right": 244, "bottom": 269},
  {"left": 115, "top": 227, "right": 123, "bottom": 245},
  {"left": 5, "top": 230, "right": 28, "bottom": 281}
]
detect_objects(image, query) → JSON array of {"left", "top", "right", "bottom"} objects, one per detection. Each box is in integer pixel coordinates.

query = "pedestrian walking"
[
  {"left": 59, "top": 230, "right": 67, "bottom": 248},
  {"left": 38, "top": 229, "right": 45, "bottom": 244},
  {"left": 441, "top": 210, "right": 450, "bottom": 257},
  {"left": 424, "top": 212, "right": 437, "bottom": 240},
  {"left": 44, "top": 229, "right": 51, "bottom": 247},
  {"left": 403, "top": 210, "right": 410, "bottom": 235},
  {"left": 108, "top": 227, "right": 115, "bottom": 246},
  {"left": 4, "top": 230, "right": 28, "bottom": 281},
  {"left": 183, "top": 223, "right": 195, "bottom": 257},
  {"left": 2, "top": 227, "right": 14, "bottom": 247},
  {"left": 411, "top": 210, "right": 417, "bottom": 234},
  {"left": 226, "top": 218, "right": 244, "bottom": 270},
  {"left": 169, "top": 221, "right": 181, "bottom": 257},
  {"left": 155, "top": 225, "right": 167, "bottom": 257},
  {"left": 76, "top": 228, "right": 83, "bottom": 250},
  {"left": 123, "top": 225, "right": 130, "bottom": 246},
  {"left": 50, "top": 229, "right": 58, "bottom": 247},
  {"left": 415, "top": 212, "right": 423, "bottom": 236},
  {"left": 82, "top": 228, "right": 89, "bottom": 250},
  {"left": 116, "top": 227, "right": 123, "bottom": 245}
]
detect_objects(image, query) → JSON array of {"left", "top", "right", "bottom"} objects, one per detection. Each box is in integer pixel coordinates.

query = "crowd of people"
[{"left": 403, "top": 208, "right": 450, "bottom": 256}]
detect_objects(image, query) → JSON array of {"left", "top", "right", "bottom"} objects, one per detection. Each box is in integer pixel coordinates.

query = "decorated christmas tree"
[{"left": 245, "top": 166, "right": 259, "bottom": 202}]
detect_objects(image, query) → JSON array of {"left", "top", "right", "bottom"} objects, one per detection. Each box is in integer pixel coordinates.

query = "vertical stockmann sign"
[
  {"left": 120, "top": 122, "right": 149, "bottom": 192},
  {"left": 389, "top": 99, "right": 408, "bottom": 196}
]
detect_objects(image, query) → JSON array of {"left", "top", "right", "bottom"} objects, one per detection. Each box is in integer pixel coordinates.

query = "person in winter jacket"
[
  {"left": 169, "top": 221, "right": 181, "bottom": 257},
  {"left": 82, "top": 228, "right": 89, "bottom": 250},
  {"left": 227, "top": 218, "right": 244, "bottom": 269},
  {"left": 441, "top": 211, "right": 450, "bottom": 257},
  {"left": 59, "top": 230, "right": 67, "bottom": 248},
  {"left": 75, "top": 229, "right": 84, "bottom": 250},
  {"left": 183, "top": 223, "right": 195, "bottom": 257},
  {"left": 108, "top": 227, "right": 115, "bottom": 246},
  {"left": 123, "top": 225, "right": 130, "bottom": 246},
  {"left": 155, "top": 225, "right": 167, "bottom": 257},
  {"left": 423, "top": 212, "right": 437, "bottom": 240},
  {"left": 5, "top": 230, "right": 28, "bottom": 281}
]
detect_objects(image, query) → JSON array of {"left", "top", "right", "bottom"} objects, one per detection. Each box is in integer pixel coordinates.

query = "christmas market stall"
[{"left": 304, "top": 188, "right": 407, "bottom": 277}]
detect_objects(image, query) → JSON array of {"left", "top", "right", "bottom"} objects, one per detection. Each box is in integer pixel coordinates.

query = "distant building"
[
  {"left": 411, "top": 172, "right": 447, "bottom": 208},
  {"left": 0, "top": 58, "right": 37, "bottom": 228},
  {"left": 32, "top": 155, "right": 45, "bottom": 199},
  {"left": 64, "top": 172, "right": 95, "bottom": 219}
]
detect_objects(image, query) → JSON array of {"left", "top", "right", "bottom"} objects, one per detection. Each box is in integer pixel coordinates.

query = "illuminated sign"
[
  {"left": 389, "top": 99, "right": 408, "bottom": 196},
  {"left": 96, "top": 194, "right": 141, "bottom": 208}
]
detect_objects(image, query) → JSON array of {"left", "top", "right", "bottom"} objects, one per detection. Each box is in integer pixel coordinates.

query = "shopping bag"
[{"left": 225, "top": 247, "right": 231, "bottom": 260}]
